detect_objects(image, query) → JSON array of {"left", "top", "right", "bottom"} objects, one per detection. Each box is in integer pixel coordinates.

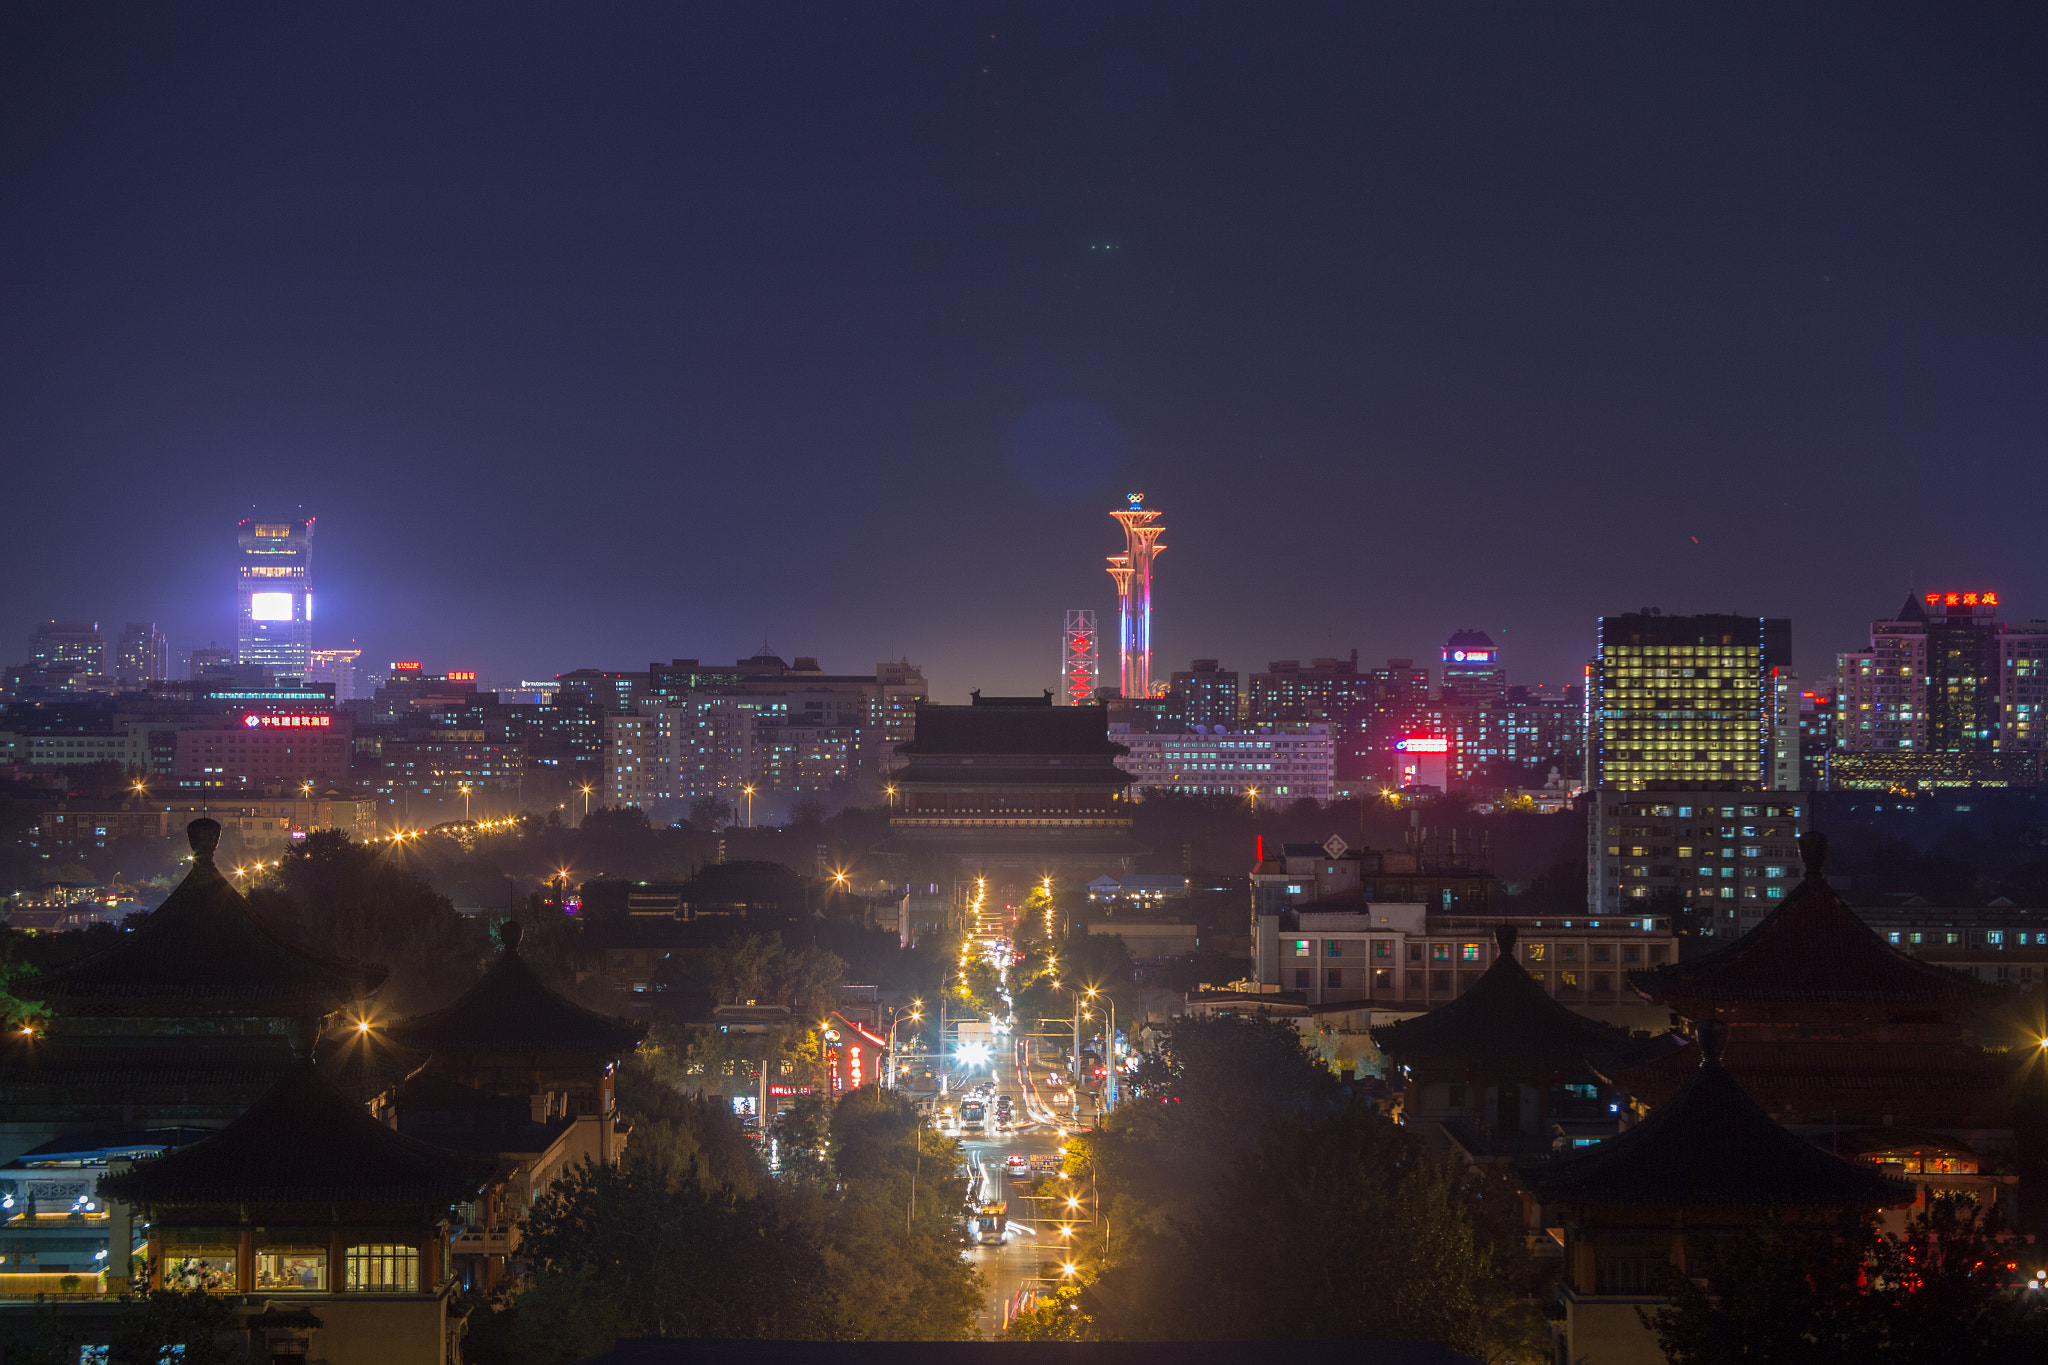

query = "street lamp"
[
  {"left": 459, "top": 784, "right": 472, "bottom": 821},
  {"left": 742, "top": 784, "right": 755, "bottom": 828},
  {"left": 886, "top": 1001, "right": 923, "bottom": 1089},
  {"left": 885, "top": 784, "right": 896, "bottom": 809},
  {"left": 579, "top": 784, "right": 593, "bottom": 824},
  {"left": 1246, "top": 784, "right": 1259, "bottom": 812}
]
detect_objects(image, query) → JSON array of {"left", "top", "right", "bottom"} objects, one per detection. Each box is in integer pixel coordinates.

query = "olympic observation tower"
[{"left": 1106, "top": 494, "right": 1165, "bottom": 699}]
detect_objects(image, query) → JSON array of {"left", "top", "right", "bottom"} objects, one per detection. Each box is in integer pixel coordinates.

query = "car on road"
[
  {"left": 1004, "top": 1153, "right": 1030, "bottom": 1176},
  {"left": 995, "top": 1096, "right": 1014, "bottom": 1121}
]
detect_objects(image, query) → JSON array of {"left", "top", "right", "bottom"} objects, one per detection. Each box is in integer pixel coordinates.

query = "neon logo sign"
[
  {"left": 447, "top": 671, "right": 477, "bottom": 681},
  {"left": 1396, "top": 736, "right": 1448, "bottom": 752},
  {"left": 1447, "top": 649, "right": 1497, "bottom": 663},
  {"left": 391, "top": 661, "right": 422, "bottom": 671},
  {"left": 244, "top": 714, "right": 332, "bottom": 728},
  {"left": 1924, "top": 592, "right": 1998, "bottom": 608}
]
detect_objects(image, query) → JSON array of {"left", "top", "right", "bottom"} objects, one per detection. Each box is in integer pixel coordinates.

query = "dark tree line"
[{"left": 464, "top": 1081, "right": 980, "bottom": 1362}]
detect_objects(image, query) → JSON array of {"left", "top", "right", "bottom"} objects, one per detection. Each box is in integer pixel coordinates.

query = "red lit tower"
[{"left": 1062, "top": 610, "right": 1099, "bottom": 706}]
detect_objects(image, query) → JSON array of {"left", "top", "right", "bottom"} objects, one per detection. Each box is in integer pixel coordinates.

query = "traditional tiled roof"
[
  {"left": 100, "top": 1064, "right": 492, "bottom": 1205},
  {"left": 32, "top": 820, "right": 384, "bottom": 1011},
  {"left": 316, "top": 1025, "right": 432, "bottom": 1105},
  {"left": 0, "top": 1031, "right": 298, "bottom": 1087},
  {"left": 1627, "top": 832, "right": 1998, "bottom": 1012},
  {"left": 1519, "top": 1025, "right": 1916, "bottom": 1209},
  {"left": 1374, "top": 926, "right": 1629, "bottom": 1078},
  {"left": 382, "top": 921, "right": 647, "bottom": 1055},
  {"left": 896, "top": 698, "right": 1130, "bottom": 758}
]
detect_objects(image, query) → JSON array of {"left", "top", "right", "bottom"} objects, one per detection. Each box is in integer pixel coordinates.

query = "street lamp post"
[
  {"left": 886, "top": 1000, "right": 923, "bottom": 1089},
  {"left": 460, "top": 784, "right": 472, "bottom": 821},
  {"left": 579, "top": 784, "right": 593, "bottom": 825},
  {"left": 742, "top": 784, "right": 756, "bottom": 828}
]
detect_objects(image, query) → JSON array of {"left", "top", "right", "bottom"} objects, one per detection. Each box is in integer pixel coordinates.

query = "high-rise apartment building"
[
  {"left": 1109, "top": 722, "right": 1333, "bottom": 803},
  {"left": 1831, "top": 592, "right": 2048, "bottom": 788},
  {"left": 1588, "top": 613, "right": 1788, "bottom": 790},
  {"left": 1169, "top": 659, "right": 1240, "bottom": 728},
  {"left": 236, "top": 518, "right": 314, "bottom": 678},
  {"left": 114, "top": 622, "right": 169, "bottom": 688},
  {"left": 1248, "top": 652, "right": 1371, "bottom": 725}
]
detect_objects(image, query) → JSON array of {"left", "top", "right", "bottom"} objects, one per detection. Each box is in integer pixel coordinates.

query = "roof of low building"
[
  {"left": 1373, "top": 926, "right": 1630, "bottom": 1078},
  {"left": 1519, "top": 1024, "right": 1916, "bottom": 1209},
  {"left": 99, "top": 1063, "right": 493, "bottom": 1206},
  {"left": 382, "top": 921, "right": 647, "bottom": 1055},
  {"left": 31, "top": 819, "right": 383, "bottom": 1010},
  {"left": 1628, "top": 832, "right": 2001, "bottom": 1012}
]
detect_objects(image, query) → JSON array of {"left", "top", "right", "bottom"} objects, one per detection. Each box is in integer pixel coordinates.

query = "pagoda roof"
[
  {"left": 32, "top": 819, "right": 384, "bottom": 1010},
  {"left": 99, "top": 1063, "right": 492, "bottom": 1206},
  {"left": 1519, "top": 1025, "right": 1915, "bottom": 1209},
  {"left": 1373, "top": 926, "right": 1629, "bottom": 1077},
  {"left": 1627, "top": 832, "right": 1998, "bottom": 1012},
  {"left": 381, "top": 921, "right": 647, "bottom": 1055},
  {"left": 896, "top": 697, "right": 1130, "bottom": 758}
]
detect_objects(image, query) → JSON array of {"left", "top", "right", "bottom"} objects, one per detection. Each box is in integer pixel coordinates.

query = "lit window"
[{"left": 346, "top": 1245, "right": 419, "bottom": 1292}]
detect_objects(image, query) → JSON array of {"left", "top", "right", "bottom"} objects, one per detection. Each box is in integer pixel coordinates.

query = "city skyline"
[{"left": 5, "top": 7, "right": 2045, "bottom": 700}]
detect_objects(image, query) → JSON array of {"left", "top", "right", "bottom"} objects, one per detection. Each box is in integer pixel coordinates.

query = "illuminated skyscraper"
[
  {"left": 307, "top": 647, "right": 363, "bottom": 702},
  {"left": 1589, "top": 612, "right": 1788, "bottom": 789},
  {"left": 236, "top": 518, "right": 314, "bottom": 677},
  {"left": 1062, "top": 610, "right": 1099, "bottom": 706},
  {"left": 1106, "top": 494, "right": 1164, "bottom": 699},
  {"left": 1440, "top": 630, "right": 1506, "bottom": 705}
]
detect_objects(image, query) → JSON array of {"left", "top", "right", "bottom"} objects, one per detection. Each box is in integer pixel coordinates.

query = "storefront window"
[
  {"left": 345, "top": 1244, "right": 419, "bottom": 1292},
  {"left": 162, "top": 1250, "right": 237, "bottom": 1293},
  {"left": 256, "top": 1248, "right": 327, "bottom": 1291}
]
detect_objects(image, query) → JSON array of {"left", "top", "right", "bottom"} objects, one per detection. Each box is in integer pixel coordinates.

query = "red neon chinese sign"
[
  {"left": 1924, "top": 592, "right": 1998, "bottom": 608},
  {"left": 244, "top": 714, "right": 333, "bottom": 728},
  {"left": 1396, "top": 736, "right": 1448, "bottom": 753},
  {"left": 391, "top": 661, "right": 422, "bottom": 671},
  {"left": 447, "top": 671, "right": 477, "bottom": 681}
]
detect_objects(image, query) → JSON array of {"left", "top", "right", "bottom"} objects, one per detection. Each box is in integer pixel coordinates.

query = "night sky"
[{"left": 5, "top": 5, "right": 2045, "bottom": 700}]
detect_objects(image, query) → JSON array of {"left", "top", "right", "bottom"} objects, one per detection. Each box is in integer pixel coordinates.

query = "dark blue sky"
[{"left": 5, "top": 4, "right": 2045, "bottom": 700}]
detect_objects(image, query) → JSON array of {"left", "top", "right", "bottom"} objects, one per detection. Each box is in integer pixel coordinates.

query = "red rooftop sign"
[
  {"left": 244, "top": 714, "right": 332, "bottom": 728},
  {"left": 1925, "top": 592, "right": 1998, "bottom": 607}
]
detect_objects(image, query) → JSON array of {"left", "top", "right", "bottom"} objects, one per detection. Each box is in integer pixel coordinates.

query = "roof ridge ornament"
[
  {"left": 1699, "top": 1018, "right": 1728, "bottom": 1067},
  {"left": 499, "top": 920, "right": 524, "bottom": 954},
  {"left": 1494, "top": 922, "right": 1518, "bottom": 955},
  {"left": 1799, "top": 830, "right": 1829, "bottom": 879},
  {"left": 187, "top": 818, "right": 221, "bottom": 864}
]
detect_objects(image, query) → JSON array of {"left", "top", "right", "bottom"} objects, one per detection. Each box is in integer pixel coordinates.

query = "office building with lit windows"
[
  {"left": 1440, "top": 630, "right": 1506, "bottom": 706},
  {"left": 1588, "top": 612, "right": 1786, "bottom": 790},
  {"left": 1109, "top": 722, "right": 1333, "bottom": 802},
  {"left": 235, "top": 518, "right": 314, "bottom": 677}
]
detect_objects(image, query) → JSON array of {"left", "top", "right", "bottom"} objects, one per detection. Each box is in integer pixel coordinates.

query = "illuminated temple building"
[
  {"left": 0, "top": 821, "right": 647, "bottom": 1360},
  {"left": 1521, "top": 1024, "right": 1912, "bottom": 1365},
  {"left": 382, "top": 920, "right": 646, "bottom": 1291}
]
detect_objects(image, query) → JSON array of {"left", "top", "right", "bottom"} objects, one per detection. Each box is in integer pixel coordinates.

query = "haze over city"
[{"left": 7, "top": 6, "right": 2047, "bottom": 697}]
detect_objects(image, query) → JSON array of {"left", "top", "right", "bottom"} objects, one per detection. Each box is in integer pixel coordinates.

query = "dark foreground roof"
[
  {"left": 33, "top": 819, "right": 384, "bottom": 1010},
  {"left": 100, "top": 1064, "right": 492, "bottom": 1205},
  {"left": 897, "top": 697, "right": 1129, "bottom": 758},
  {"left": 383, "top": 920, "right": 647, "bottom": 1054},
  {"left": 1519, "top": 1024, "right": 1913, "bottom": 1209},
  {"left": 1628, "top": 832, "right": 1997, "bottom": 1012},
  {"left": 1373, "top": 926, "right": 1628, "bottom": 1078},
  {"left": 578, "top": 1343, "right": 1480, "bottom": 1365}
]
